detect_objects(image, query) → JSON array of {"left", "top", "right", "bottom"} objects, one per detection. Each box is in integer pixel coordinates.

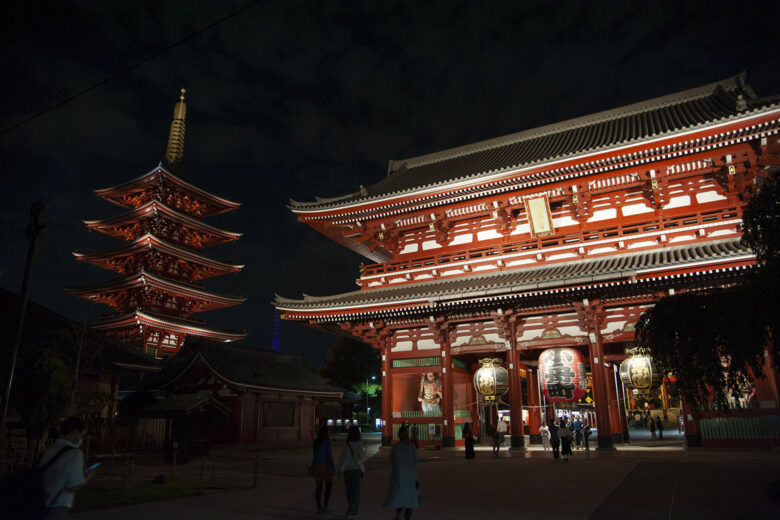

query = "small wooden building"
[{"left": 149, "top": 340, "right": 344, "bottom": 445}]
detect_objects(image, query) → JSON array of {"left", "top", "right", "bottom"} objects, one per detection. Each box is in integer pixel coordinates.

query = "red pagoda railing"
[{"left": 359, "top": 206, "right": 741, "bottom": 288}]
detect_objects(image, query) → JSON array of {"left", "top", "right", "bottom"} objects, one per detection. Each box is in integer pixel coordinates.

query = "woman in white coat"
[
  {"left": 338, "top": 425, "right": 365, "bottom": 519},
  {"left": 383, "top": 426, "right": 420, "bottom": 520},
  {"left": 540, "top": 423, "right": 551, "bottom": 450}
]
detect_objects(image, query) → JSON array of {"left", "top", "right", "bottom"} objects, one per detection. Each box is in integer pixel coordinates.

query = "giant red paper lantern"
[{"left": 538, "top": 348, "right": 588, "bottom": 402}]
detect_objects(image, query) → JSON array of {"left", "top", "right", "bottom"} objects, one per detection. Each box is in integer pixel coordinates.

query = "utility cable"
[{"left": 0, "top": 0, "right": 263, "bottom": 137}]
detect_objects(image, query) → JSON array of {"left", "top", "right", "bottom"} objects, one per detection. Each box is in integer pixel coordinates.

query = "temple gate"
[{"left": 275, "top": 74, "right": 780, "bottom": 448}]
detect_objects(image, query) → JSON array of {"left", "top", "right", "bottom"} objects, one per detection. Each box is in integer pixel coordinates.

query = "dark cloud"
[{"left": 1, "top": 0, "right": 778, "bottom": 367}]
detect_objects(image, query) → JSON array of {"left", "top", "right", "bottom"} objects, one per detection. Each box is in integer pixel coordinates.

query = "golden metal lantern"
[
  {"left": 619, "top": 354, "right": 662, "bottom": 396},
  {"left": 473, "top": 358, "right": 509, "bottom": 402}
]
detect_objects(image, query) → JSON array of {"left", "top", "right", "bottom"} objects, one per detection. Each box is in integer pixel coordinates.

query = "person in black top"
[
  {"left": 582, "top": 421, "right": 592, "bottom": 450},
  {"left": 655, "top": 416, "right": 664, "bottom": 440},
  {"left": 463, "top": 423, "right": 475, "bottom": 460}
]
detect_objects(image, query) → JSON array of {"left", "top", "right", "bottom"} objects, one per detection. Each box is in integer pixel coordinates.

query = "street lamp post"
[{"left": 2, "top": 200, "right": 45, "bottom": 426}]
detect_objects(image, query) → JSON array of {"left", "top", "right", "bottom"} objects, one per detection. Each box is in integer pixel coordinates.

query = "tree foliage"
[
  {"left": 15, "top": 349, "right": 72, "bottom": 436},
  {"left": 742, "top": 173, "right": 780, "bottom": 267},
  {"left": 319, "top": 337, "right": 381, "bottom": 389},
  {"left": 635, "top": 171, "right": 779, "bottom": 411},
  {"left": 11, "top": 320, "right": 116, "bottom": 435}
]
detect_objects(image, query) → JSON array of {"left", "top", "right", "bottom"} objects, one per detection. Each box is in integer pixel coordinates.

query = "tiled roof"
[
  {"left": 95, "top": 165, "right": 240, "bottom": 216},
  {"left": 290, "top": 73, "right": 779, "bottom": 210},
  {"left": 84, "top": 199, "right": 242, "bottom": 245},
  {"left": 65, "top": 270, "right": 245, "bottom": 306},
  {"left": 73, "top": 233, "right": 244, "bottom": 277},
  {"left": 156, "top": 339, "right": 343, "bottom": 394},
  {"left": 274, "top": 239, "right": 752, "bottom": 311},
  {"left": 90, "top": 309, "right": 247, "bottom": 342},
  {"left": 0, "top": 287, "right": 159, "bottom": 374}
]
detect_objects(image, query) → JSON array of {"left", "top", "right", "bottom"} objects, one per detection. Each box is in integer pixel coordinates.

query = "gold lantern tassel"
[{"left": 165, "top": 88, "right": 187, "bottom": 172}]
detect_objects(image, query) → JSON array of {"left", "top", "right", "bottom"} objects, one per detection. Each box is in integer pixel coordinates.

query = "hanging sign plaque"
[{"left": 524, "top": 194, "right": 555, "bottom": 238}]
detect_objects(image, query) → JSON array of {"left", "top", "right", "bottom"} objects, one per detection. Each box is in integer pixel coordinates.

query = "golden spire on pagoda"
[{"left": 165, "top": 88, "right": 187, "bottom": 171}]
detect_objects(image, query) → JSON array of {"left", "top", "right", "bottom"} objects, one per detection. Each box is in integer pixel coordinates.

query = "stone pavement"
[{"left": 75, "top": 434, "right": 780, "bottom": 520}]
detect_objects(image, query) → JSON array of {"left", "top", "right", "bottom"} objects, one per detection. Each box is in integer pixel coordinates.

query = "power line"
[{"left": 0, "top": 0, "right": 263, "bottom": 138}]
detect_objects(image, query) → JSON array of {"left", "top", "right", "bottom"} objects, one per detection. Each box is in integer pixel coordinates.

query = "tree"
[
  {"left": 15, "top": 349, "right": 71, "bottom": 437},
  {"left": 319, "top": 337, "right": 381, "bottom": 388},
  {"left": 635, "top": 171, "right": 779, "bottom": 410},
  {"left": 320, "top": 337, "right": 382, "bottom": 422}
]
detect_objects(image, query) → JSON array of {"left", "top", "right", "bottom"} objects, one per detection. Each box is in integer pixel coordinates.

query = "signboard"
[{"left": 524, "top": 194, "right": 555, "bottom": 238}]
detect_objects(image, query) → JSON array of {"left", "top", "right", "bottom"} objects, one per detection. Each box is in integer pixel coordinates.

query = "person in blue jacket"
[{"left": 311, "top": 425, "right": 335, "bottom": 514}]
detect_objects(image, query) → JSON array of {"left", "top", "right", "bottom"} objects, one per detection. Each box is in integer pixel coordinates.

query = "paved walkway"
[{"left": 75, "top": 435, "right": 780, "bottom": 520}]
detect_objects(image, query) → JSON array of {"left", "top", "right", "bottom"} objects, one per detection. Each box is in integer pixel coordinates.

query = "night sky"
[{"left": 1, "top": 1, "right": 778, "bottom": 368}]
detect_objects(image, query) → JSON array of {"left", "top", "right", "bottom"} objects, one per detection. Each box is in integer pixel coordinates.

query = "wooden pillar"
[
  {"left": 297, "top": 397, "right": 303, "bottom": 441},
  {"left": 661, "top": 379, "right": 670, "bottom": 420},
  {"left": 109, "top": 374, "right": 120, "bottom": 420},
  {"left": 255, "top": 395, "right": 260, "bottom": 443},
  {"left": 764, "top": 346, "right": 780, "bottom": 407},
  {"left": 606, "top": 364, "right": 625, "bottom": 444},
  {"left": 381, "top": 346, "right": 392, "bottom": 447},
  {"left": 508, "top": 346, "right": 526, "bottom": 449},
  {"left": 527, "top": 367, "right": 541, "bottom": 444},
  {"left": 680, "top": 397, "right": 702, "bottom": 448},
  {"left": 235, "top": 394, "right": 245, "bottom": 444},
  {"left": 441, "top": 343, "right": 455, "bottom": 447},
  {"left": 587, "top": 313, "right": 614, "bottom": 450}
]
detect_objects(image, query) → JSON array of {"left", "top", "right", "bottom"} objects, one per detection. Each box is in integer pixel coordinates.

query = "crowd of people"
[
  {"left": 307, "top": 410, "right": 676, "bottom": 517},
  {"left": 310, "top": 423, "right": 420, "bottom": 519},
  {"left": 538, "top": 415, "right": 592, "bottom": 461}
]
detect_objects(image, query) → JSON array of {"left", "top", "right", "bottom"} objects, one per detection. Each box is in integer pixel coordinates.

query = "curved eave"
[
  {"left": 273, "top": 239, "right": 755, "bottom": 314},
  {"left": 73, "top": 233, "right": 244, "bottom": 273},
  {"left": 163, "top": 354, "right": 342, "bottom": 397},
  {"left": 83, "top": 199, "right": 242, "bottom": 242},
  {"left": 288, "top": 77, "right": 779, "bottom": 215},
  {"left": 94, "top": 165, "right": 241, "bottom": 214},
  {"left": 91, "top": 310, "right": 247, "bottom": 342},
  {"left": 65, "top": 270, "right": 246, "bottom": 306}
]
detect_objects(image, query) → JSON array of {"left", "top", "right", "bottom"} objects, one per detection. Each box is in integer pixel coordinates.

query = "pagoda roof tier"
[
  {"left": 94, "top": 165, "right": 240, "bottom": 218},
  {"left": 290, "top": 73, "right": 779, "bottom": 212},
  {"left": 274, "top": 238, "right": 753, "bottom": 315},
  {"left": 73, "top": 233, "right": 244, "bottom": 281},
  {"left": 90, "top": 309, "right": 247, "bottom": 343},
  {"left": 84, "top": 199, "right": 242, "bottom": 249},
  {"left": 65, "top": 270, "right": 245, "bottom": 313}
]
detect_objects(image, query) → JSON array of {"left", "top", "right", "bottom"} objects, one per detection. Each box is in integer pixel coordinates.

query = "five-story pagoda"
[{"left": 67, "top": 90, "right": 246, "bottom": 357}]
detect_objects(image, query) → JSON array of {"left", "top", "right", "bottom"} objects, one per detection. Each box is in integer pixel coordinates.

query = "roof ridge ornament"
[{"left": 165, "top": 88, "right": 187, "bottom": 173}]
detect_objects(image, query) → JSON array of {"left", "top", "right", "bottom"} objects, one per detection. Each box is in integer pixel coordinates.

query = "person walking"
[
  {"left": 311, "top": 425, "right": 335, "bottom": 514},
  {"left": 463, "top": 423, "right": 475, "bottom": 460},
  {"left": 338, "top": 425, "right": 365, "bottom": 519},
  {"left": 559, "top": 417, "right": 572, "bottom": 461},
  {"left": 38, "top": 416, "right": 96, "bottom": 519},
  {"left": 649, "top": 415, "right": 657, "bottom": 440},
  {"left": 572, "top": 417, "right": 583, "bottom": 450},
  {"left": 548, "top": 419, "right": 560, "bottom": 460},
  {"left": 493, "top": 417, "right": 507, "bottom": 456},
  {"left": 384, "top": 426, "right": 420, "bottom": 520},
  {"left": 540, "top": 423, "right": 551, "bottom": 451},
  {"left": 583, "top": 421, "right": 592, "bottom": 450},
  {"left": 655, "top": 416, "right": 664, "bottom": 440}
]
